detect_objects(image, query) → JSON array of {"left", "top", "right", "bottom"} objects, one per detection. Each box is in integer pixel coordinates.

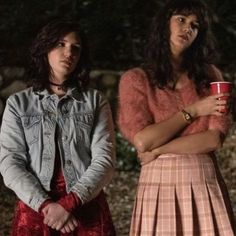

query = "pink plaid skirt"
[{"left": 130, "top": 154, "right": 236, "bottom": 236}]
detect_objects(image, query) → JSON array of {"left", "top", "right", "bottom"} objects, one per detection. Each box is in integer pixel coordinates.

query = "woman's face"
[
  {"left": 47, "top": 31, "right": 81, "bottom": 81},
  {"left": 169, "top": 14, "right": 199, "bottom": 56}
]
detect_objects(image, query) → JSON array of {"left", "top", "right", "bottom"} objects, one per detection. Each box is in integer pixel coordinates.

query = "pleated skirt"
[{"left": 130, "top": 154, "right": 236, "bottom": 236}]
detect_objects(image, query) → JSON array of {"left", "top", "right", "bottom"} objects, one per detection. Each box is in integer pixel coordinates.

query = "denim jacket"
[{"left": 0, "top": 87, "right": 115, "bottom": 212}]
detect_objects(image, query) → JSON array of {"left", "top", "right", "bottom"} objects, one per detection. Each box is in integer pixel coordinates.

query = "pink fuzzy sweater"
[{"left": 118, "top": 67, "right": 231, "bottom": 144}]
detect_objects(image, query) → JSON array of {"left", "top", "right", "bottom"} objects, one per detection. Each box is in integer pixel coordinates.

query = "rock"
[
  {"left": 0, "top": 80, "right": 27, "bottom": 99},
  {"left": 1, "top": 67, "right": 25, "bottom": 80},
  {"left": 101, "top": 74, "right": 118, "bottom": 87}
]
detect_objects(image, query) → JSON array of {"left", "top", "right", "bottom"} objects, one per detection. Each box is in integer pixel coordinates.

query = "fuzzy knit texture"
[{"left": 118, "top": 66, "right": 230, "bottom": 143}]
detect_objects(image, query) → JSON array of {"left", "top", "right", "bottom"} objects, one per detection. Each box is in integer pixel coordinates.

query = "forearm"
[
  {"left": 71, "top": 154, "right": 115, "bottom": 204},
  {"left": 0, "top": 154, "right": 50, "bottom": 211},
  {"left": 134, "top": 110, "right": 189, "bottom": 152},
  {"left": 72, "top": 98, "right": 115, "bottom": 203},
  {"left": 133, "top": 91, "right": 228, "bottom": 153},
  {"left": 152, "top": 129, "right": 223, "bottom": 155}
]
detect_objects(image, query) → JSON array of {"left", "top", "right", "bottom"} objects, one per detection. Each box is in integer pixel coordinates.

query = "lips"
[
  {"left": 61, "top": 60, "right": 73, "bottom": 67},
  {"left": 179, "top": 34, "right": 189, "bottom": 41}
]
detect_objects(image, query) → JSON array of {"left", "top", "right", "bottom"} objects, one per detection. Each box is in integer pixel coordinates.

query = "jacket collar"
[{"left": 35, "top": 87, "right": 85, "bottom": 103}]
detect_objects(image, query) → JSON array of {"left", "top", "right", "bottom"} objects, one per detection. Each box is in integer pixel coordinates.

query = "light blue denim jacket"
[{"left": 0, "top": 87, "right": 115, "bottom": 212}]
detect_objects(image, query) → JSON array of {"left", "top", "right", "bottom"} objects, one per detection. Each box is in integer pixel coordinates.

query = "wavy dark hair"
[
  {"left": 26, "top": 19, "right": 91, "bottom": 91},
  {"left": 143, "top": 0, "right": 218, "bottom": 92}
]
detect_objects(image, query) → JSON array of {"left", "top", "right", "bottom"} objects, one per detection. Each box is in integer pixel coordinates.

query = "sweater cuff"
[{"left": 57, "top": 192, "right": 82, "bottom": 213}]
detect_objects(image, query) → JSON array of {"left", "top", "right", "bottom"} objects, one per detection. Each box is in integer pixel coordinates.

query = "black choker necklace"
[
  {"left": 49, "top": 81, "right": 64, "bottom": 90},
  {"left": 49, "top": 81, "right": 63, "bottom": 86}
]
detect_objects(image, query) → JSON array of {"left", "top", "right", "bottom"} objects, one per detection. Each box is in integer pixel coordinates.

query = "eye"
[
  {"left": 57, "top": 41, "right": 65, "bottom": 47},
  {"left": 177, "top": 16, "right": 185, "bottom": 23},
  {"left": 72, "top": 44, "right": 81, "bottom": 53},
  {"left": 73, "top": 44, "right": 81, "bottom": 50},
  {"left": 191, "top": 23, "right": 199, "bottom": 30}
]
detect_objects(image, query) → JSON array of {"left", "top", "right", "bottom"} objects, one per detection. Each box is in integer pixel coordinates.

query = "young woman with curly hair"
[
  {"left": 118, "top": 0, "right": 236, "bottom": 235},
  {"left": 0, "top": 19, "right": 116, "bottom": 236}
]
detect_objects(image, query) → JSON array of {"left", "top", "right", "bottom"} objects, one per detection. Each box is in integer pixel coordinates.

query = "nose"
[
  {"left": 184, "top": 25, "right": 192, "bottom": 34},
  {"left": 64, "top": 46, "right": 73, "bottom": 58}
]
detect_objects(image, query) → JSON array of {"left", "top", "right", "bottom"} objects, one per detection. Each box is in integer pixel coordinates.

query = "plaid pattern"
[{"left": 130, "top": 154, "right": 236, "bottom": 236}]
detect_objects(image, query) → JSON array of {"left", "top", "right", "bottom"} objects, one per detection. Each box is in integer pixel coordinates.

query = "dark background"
[{"left": 0, "top": 0, "right": 235, "bottom": 72}]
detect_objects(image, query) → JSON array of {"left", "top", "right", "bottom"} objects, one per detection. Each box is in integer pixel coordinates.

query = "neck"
[
  {"left": 49, "top": 73, "right": 68, "bottom": 84},
  {"left": 171, "top": 54, "right": 183, "bottom": 69},
  {"left": 48, "top": 81, "right": 67, "bottom": 96},
  {"left": 169, "top": 55, "right": 186, "bottom": 89}
]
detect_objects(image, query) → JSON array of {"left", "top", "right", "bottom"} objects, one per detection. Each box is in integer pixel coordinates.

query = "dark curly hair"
[
  {"left": 26, "top": 19, "right": 91, "bottom": 91},
  {"left": 143, "top": 0, "right": 218, "bottom": 92}
]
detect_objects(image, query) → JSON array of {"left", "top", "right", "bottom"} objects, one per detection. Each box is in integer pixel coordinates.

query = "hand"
[
  {"left": 42, "top": 202, "right": 71, "bottom": 230},
  {"left": 60, "top": 215, "right": 78, "bottom": 234},
  {"left": 187, "top": 93, "right": 229, "bottom": 117},
  {"left": 138, "top": 151, "right": 158, "bottom": 165}
]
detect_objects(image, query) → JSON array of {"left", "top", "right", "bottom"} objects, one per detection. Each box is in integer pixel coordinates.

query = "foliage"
[
  {"left": 116, "top": 131, "right": 140, "bottom": 171},
  {"left": 0, "top": 0, "right": 235, "bottom": 72}
]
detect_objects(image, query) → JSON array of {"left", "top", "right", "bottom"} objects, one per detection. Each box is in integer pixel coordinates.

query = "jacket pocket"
[
  {"left": 21, "top": 115, "right": 42, "bottom": 145},
  {"left": 73, "top": 113, "right": 94, "bottom": 145}
]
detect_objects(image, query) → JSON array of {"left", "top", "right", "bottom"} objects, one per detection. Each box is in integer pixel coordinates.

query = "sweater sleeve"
[
  {"left": 118, "top": 68, "right": 154, "bottom": 143},
  {"left": 208, "top": 65, "right": 232, "bottom": 135},
  {"left": 57, "top": 192, "right": 82, "bottom": 213}
]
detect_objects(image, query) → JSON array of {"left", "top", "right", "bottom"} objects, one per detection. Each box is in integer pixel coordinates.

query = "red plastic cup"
[{"left": 210, "top": 81, "right": 232, "bottom": 113}]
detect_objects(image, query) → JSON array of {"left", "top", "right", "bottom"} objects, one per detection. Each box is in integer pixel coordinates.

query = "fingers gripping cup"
[{"left": 210, "top": 81, "right": 232, "bottom": 113}]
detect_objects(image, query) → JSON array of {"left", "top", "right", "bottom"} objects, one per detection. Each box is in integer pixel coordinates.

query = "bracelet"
[{"left": 181, "top": 109, "right": 193, "bottom": 124}]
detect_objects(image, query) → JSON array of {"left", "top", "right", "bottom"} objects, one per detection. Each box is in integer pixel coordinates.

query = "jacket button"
[
  {"left": 62, "top": 135, "right": 68, "bottom": 141},
  {"left": 66, "top": 160, "right": 72, "bottom": 165}
]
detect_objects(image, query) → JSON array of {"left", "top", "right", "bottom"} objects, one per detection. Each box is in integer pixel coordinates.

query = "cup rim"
[{"left": 210, "top": 81, "right": 232, "bottom": 84}]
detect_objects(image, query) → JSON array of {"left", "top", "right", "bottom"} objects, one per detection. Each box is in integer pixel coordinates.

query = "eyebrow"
[{"left": 60, "top": 39, "right": 81, "bottom": 46}]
